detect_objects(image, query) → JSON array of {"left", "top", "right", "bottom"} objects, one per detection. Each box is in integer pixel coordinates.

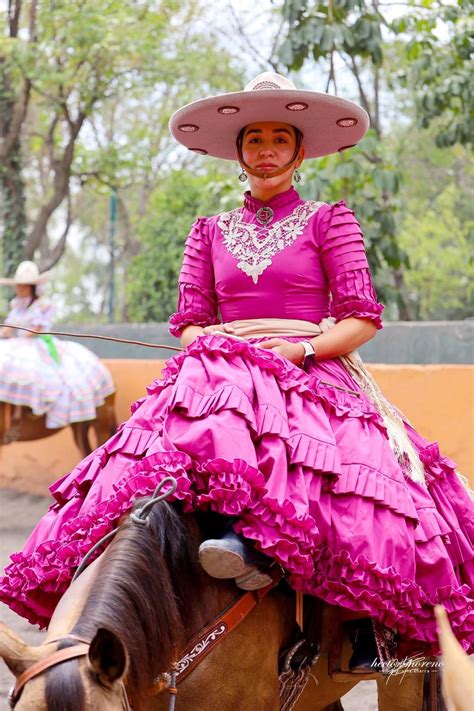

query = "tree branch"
[
  {"left": 41, "top": 190, "right": 72, "bottom": 270},
  {"left": 0, "top": 79, "right": 32, "bottom": 159},
  {"left": 341, "top": 52, "right": 374, "bottom": 128},
  {"left": 25, "top": 109, "right": 87, "bottom": 257}
]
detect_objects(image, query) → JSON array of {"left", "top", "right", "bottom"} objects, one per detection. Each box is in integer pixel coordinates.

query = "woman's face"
[
  {"left": 15, "top": 284, "right": 34, "bottom": 298},
  {"left": 240, "top": 121, "right": 304, "bottom": 195}
]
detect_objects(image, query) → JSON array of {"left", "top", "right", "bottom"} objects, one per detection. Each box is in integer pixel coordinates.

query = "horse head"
[
  {"left": 0, "top": 498, "right": 239, "bottom": 710},
  {"left": 1, "top": 624, "right": 130, "bottom": 710}
]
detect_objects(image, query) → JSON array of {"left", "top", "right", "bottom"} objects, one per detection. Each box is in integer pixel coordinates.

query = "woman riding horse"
[
  {"left": 0, "top": 260, "right": 115, "bottom": 431},
  {"left": 1, "top": 73, "right": 473, "bottom": 676}
]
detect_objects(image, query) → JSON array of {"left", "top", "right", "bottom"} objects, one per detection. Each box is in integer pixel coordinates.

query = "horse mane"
[{"left": 45, "top": 500, "right": 205, "bottom": 707}]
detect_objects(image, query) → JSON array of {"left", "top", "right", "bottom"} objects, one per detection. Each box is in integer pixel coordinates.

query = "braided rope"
[{"left": 72, "top": 477, "right": 178, "bottom": 582}]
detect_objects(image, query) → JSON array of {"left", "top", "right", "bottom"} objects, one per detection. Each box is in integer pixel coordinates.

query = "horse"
[
  {"left": 0, "top": 393, "right": 117, "bottom": 457},
  {"left": 0, "top": 492, "right": 431, "bottom": 711}
]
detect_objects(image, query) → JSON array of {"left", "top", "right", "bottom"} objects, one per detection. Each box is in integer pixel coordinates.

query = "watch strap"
[{"left": 299, "top": 340, "right": 316, "bottom": 361}]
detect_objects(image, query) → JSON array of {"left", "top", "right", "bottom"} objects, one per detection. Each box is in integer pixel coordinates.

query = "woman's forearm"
[
  {"left": 180, "top": 325, "right": 205, "bottom": 348},
  {"left": 309, "top": 317, "right": 377, "bottom": 360}
]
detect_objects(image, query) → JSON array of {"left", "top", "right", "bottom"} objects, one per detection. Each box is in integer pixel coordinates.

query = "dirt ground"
[{"left": 0, "top": 488, "right": 377, "bottom": 710}]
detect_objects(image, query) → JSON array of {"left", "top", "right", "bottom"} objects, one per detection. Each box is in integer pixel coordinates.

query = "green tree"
[
  {"left": 0, "top": 0, "right": 240, "bottom": 278},
  {"left": 0, "top": 0, "right": 31, "bottom": 275},
  {"left": 127, "top": 170, "right": 241, "bottom": 323},
  {"left": 393, "top": 0, "right": 473, "bottom": 148},
  {"left": 395, "top": 125, "right": 473, "bottom": 320}
]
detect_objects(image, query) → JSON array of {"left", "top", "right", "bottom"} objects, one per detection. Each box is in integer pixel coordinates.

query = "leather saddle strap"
[
  {"left": 151, "top": 572, "right": 282, "bottom": 694},
  {"left": 12, "top": 644, "right": 90, "bottom": 702}
]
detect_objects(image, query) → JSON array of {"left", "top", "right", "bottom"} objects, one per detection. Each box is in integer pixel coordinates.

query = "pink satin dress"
[{"left": 1, "top": 187, "right": 473, "bottom": 659}]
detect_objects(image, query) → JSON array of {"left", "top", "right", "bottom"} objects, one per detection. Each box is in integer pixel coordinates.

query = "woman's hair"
[{"left": 26, "top": 284, "right": 38, "bottom": 308}]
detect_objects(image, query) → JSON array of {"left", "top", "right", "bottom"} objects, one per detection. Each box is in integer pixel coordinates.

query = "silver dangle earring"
[
  {"left": 293, "top": 169, "right": 302, "bottom": 183},
  {"left": 238, "top": 168, "right": 248, "bottom": 182}
]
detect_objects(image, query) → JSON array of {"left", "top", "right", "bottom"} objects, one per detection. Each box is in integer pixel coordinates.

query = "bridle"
[
  {"left": 7, "top": 477, "right": 283, "bottom": 710},
  {"left": 7, "top": 634, "right": 132, "bottom": 711},
  {"left": 8, "top": 585, "right": 283, "bottom": 711}
]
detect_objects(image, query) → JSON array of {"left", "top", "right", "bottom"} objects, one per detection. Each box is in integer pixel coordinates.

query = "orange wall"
[{"left": 1, "top": 360, "right": 472, "bottom": 496}]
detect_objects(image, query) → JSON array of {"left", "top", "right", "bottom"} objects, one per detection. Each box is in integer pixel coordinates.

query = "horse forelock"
[
  {"left": 67, "top": 500, "right": 202, "bottom": 704},
  {"left": 45, "top": 641, "right": 85, "bottom": 711}
]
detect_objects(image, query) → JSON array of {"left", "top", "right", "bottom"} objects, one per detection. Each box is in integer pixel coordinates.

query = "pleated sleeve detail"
[
  {"left": 169, "top": 217, "right": 220, "bottom": 337},
  {"left": 318, "top": 201, "right": 384, "bottom": 329}
]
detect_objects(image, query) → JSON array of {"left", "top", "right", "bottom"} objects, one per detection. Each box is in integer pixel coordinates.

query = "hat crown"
[
  {"left": 14, "top": 261, "right": 41, "bottom": 283},
  {"left": 244, "top": 72, "right": 297, "bottom": 93}
]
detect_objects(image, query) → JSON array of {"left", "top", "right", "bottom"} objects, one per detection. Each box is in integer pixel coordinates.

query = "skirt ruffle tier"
[
  {"left": 0, "top": 337, "right": 115, "bottom": 428},
  {"left": 1, "top": 334, "right": 473, "bottom": 657}
]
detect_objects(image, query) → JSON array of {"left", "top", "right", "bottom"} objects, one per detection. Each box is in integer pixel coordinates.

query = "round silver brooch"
[{"left": 255, "top": 206, "right": 274, "bottom": 226}]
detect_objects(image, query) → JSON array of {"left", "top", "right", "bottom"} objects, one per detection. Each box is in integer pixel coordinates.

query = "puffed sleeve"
[
  {"left": 169, "top": 217, "right": 220, "bottom": 337},
  {"left": 27, "top": 297, "right": 55, "bottom": 330},
  {"left": 5, "top": 296, "right": 54, "bottom": 330},
  {"left": 318, "top": 201, "right": 384, "bottom": 329},
  {"left": 4, "top": 299, "right": 18, "bottom": 326}
]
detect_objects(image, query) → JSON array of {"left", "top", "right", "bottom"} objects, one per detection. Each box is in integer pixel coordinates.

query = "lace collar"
[
  {"left": 243, "top": 187, "right": 301, "bottom": 215},
  {"left": 218, "top": 199, "right": 323, "bottom": 284}
]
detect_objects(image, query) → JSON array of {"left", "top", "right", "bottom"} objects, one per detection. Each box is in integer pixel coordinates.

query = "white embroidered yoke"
[{"left": 218, "top": 201, "right": 323, "bottom": 284}]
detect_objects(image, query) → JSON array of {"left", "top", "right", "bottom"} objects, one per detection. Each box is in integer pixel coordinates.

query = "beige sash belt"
[
  {"left": 223, "top": 317, "right": 427, "bottom": 486},
  {"left": 226, "top": 317, "right": 324, "bottom": 339}
]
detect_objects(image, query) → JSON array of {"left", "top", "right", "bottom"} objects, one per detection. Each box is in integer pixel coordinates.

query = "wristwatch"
[{"left": 299, "top": 340, "right": 316, "bottom": 363}]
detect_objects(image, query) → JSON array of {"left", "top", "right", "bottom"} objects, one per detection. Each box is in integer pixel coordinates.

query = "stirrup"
[{"left": 348, "top": 619, "right": 381, "bottom": 673}]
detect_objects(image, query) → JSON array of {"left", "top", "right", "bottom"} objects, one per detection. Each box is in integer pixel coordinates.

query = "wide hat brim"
[
  {"left": 0, "top": 271, "right": 51, "bottom": 286},
  {"left": 170, "top": 88, "right": 369, "bottom": 160}
]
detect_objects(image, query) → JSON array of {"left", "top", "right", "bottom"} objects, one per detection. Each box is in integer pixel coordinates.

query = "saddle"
[{"left": 278, "top": 594, "right": 397, "bottom": 709}]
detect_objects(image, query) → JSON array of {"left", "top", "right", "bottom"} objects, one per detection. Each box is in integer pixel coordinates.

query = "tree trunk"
[{"left": 0, "top": 76, "right": 28, "bottom": 276}]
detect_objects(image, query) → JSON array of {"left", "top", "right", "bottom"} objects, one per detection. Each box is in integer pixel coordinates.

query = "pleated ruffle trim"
[
  {"left": 3, "top": 448, "right": 473, "bottom": 653},
  {"left": 149, "top": 334, "right": 388, "bottom": 427},
  {"left": 1, "top": 334, "right": 472, "bottom": 655}
]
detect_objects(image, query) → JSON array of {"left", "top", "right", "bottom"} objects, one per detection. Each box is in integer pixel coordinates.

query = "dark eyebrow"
[{"left": 244, "top": 127, "right": 293, "bottom": 136}]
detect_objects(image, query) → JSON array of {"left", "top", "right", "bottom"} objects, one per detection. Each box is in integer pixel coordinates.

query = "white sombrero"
[
  {"left": 170, "top": 72, "right": 369, "bottom": 160},
  {"left": 0, "top": 261, "right": 51, "bottom": 286}
]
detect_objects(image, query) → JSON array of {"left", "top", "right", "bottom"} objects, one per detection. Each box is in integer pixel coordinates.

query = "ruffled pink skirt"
[{"left": 1, "top": 334, "right": 473, "bottom": 656}]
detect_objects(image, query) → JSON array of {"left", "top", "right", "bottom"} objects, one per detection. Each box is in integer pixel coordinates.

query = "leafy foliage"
[
  {"left": 127, "top": 170, "right": 242, "bottom": 323},
  {"left": 395, "top": 125, "right": 473, "bottom": 320},
  {"left": 280, "top": 0, "right": 386, "bottom": 69},
  {"left": 392, "top": 0, "right": 473, "bottom": 148},
  {"left": 0, "top": 0, "right": 241, "bottom": 277}
]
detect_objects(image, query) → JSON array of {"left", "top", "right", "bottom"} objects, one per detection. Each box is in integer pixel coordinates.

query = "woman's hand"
[
  {"left": 180, "top": 325, "right": 205, "bottom": 348},
  {"left": 0, "top": 327, "right": 13, "bottom": 338},
  {"left": 258, "top": 338, "right": 305, "bottom": 366},
  {"left": 180, "top": 323, "right": 236, "bottom": 348}
]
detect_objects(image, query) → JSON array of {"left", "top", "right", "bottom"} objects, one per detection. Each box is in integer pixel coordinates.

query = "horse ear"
[
  {"left": 0, "top": 622, "right": 42, "bottom": 676},
  {"left": 88, "top": 627, "right": 128, "bottom": 684}
]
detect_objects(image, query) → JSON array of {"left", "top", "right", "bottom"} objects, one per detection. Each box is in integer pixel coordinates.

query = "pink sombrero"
[{"left": 169, "top": 71, "right": 369, "bottom": 160}]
